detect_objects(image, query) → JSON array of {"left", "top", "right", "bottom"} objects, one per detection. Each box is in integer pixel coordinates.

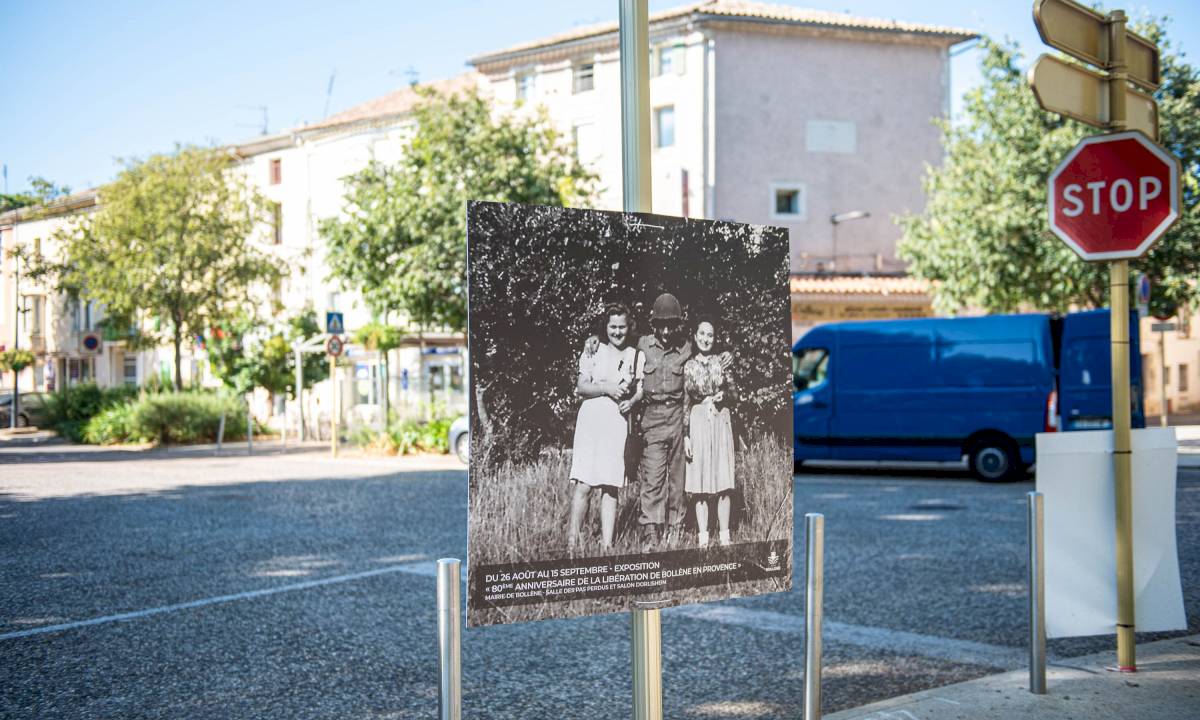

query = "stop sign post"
[
  {"left": 1035, "top": 2, "right": 1181, "bottom": 673},
  {"left": 1045, "top": 129, "right": 1180, "bottom": 673},
  {"left": 1048, "top": 130, "right": 1180, "bottom": 261}
]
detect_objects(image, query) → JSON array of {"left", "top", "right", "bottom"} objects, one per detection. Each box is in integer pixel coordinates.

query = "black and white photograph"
[{"left": 466, "top": 201, "right": 793, "bottom": 626}]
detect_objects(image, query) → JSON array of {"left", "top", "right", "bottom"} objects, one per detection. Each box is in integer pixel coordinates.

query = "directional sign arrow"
[
  {"left": 1033, "top": 0, "right": 1160, "bottom": 90},
  {"left": 1029, "top": 55, "right": 1158, "bottom": 139}
]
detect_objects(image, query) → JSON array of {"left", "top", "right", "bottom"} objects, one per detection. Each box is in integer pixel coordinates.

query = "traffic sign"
[
  {"left": 1028, "top": 56, "right": 1158, "bottom": 139},
  {"left": 1048, "top": 130, "right": 1181, "bottom": 261},
  {"left": 326, "top": 335, "right": 345, "bottom": 357},
  {"left": 80, "top": 332, "right": 102, "bottom": 354},
  {"left": 1136, "top": 274, "right": 1151, "bottom": 317},
  {"left": 1033, "top": 0, "right": 1160, "bottom": 89},
  {"left": 1150, "top": 322, "right": 1176, "bottom": 333},
  {"left": 325, "top": 311, "right": 344, "bottom": 335}
]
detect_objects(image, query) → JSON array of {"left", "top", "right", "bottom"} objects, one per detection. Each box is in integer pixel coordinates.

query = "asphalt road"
[{"left": 1, "top": 443, "right": 1196, "bottom": 719}]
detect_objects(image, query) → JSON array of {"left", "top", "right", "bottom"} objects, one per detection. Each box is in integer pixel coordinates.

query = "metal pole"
[
  {"left": 620, "top": 0, "right": 652, "bottom": 214},
  {"left": 1106, "top": 9, "right": 1135, "bottom": 673},
  {"left": 330, "top": 356, "right": 339, "bottom": 458},
  {"left": 437, "top": 558, "right": 462, "bottom": 720},
  {"left": 620, "top": 1, "right": 660, "bottom": 718},
  {"left": 216, "top": 409, "right": 225, "bottom": 453},
  {"left": 295, "top": 347, "right": 305, "bottom": 442},
  {"left": 246, "top": 395, "right": 253, "bottom": 455},
  {"left": 1159, "top": 328, "right": 1168, "bottom": 427},
  {"left": 1028, "top": 492, "right": 1046, "bottom": 694},
  {"left": 631, "top": 607, "right": 663, "bottom": 720},
  {"left": 11, "top": 257, "right": 19, "bottom": 430},
  {"left": 805, "top": 513, "right": 825, "bottom": 720}
]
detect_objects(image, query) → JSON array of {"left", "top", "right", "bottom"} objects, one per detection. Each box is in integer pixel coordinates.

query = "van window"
[
  {"left": 793, "top": 348, "right": 828, "bottom": 391},
  {"left": 1062, "top": 338, "right": 1110, "bottom": 389},
  {"left": 842, "top": 343, "right": 931, "bottom": 389},
  {"left": 938, "top": 341, "right": 1038, "bottom": 387}
]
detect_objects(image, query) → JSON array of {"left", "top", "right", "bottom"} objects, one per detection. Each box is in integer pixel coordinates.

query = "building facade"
[
  {"left": 470, "top": 1, "right": 975, "bottom": 275},
  {"left": 5, "top": 1, "right": 1019, "bottom": 429}
]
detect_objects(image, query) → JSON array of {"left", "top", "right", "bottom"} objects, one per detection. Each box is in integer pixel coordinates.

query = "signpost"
[
  {"left": 1151, "top": 321, "right": 1177, "bottom": 428},
  {"left": 1031, "top": 0, "right": 1181, "bottom": 672},
  {"left": 1028, "top": 57, "right": 1158, "bottom": 139},
  {"left": 1136, "top": 274, "right": 1150, "bottom": 318},
  {"left": 327, "top": 334, "right": 344, "bottom": 458}
]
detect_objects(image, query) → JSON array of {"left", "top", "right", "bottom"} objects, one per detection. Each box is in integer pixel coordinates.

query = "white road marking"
[
  {"left": 0, "top": 560, "right": 433, "bottom": 641},
  {"left": 5, "top": 560, "right": 1024, "bottom": 672},
  {"left": 668, "top": 604, "right": 1027, "bottom": 669}
]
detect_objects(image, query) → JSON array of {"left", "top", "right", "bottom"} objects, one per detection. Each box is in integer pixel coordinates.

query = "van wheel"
[
  {"left": 455, "top": 434, "right": 469, "bottom": 464},
  {"left": 968, "top": 437, "right": 1020, "bottom": 482}
]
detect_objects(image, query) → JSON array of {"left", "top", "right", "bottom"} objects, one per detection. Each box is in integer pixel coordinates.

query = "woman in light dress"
[
  {"left": 684, "top": 317, "right": 736, "bottom": 547},
  {"left": 567, "top": 303, "right": 644, "bottom": 551}
]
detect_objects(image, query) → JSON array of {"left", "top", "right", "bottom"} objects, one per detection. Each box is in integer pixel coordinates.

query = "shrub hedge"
[
  {"left": 350, "top": 416, "right": 453, "bottom": 455},
  {"left": 45, "top": 383, "right": 139, "bottom": 441},
  {"left": 82, "top": 393, "right": 250, "bottom": 445}
]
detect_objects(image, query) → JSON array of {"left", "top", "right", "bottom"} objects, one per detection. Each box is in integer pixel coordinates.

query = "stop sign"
[{"left": 1048, "top": 130, "right": 1180, "bottom": 261}]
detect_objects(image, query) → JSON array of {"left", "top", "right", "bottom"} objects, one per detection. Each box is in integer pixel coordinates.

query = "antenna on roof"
[
  {"left": 388, "top": 65, "right": 420, "bottom": 88},
  {"left": 323, "top": 69, "right": 337, "bottom": 119},
  {"left": 236, "top": 105, "right": 269, "bottom": 136}
]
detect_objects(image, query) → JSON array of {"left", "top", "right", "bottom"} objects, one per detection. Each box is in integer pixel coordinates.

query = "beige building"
[
  {"left": 1141, "top": 309, "right": 1200, "bottom": 418},
  {"left": 3, "top": 0, "right": 988, "bottom": 427},
  {"left": 470, "top": 0, "right": 976, "bottom": 275}
]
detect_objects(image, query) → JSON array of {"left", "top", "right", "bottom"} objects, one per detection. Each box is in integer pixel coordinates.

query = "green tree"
[
  {"left": 51, "top": 146, "right": 285, "bottom": 391},
  {"left": 208, "top": 310, "right": 329, "bottom": 401},
  {"left": 898, "top": 25, "right": 1200, "bottom": 316},
  {"left": 320, "top": 87, "right": 594, "bottom": 332},
  {"left": 0, "top": 177, "right": 69, "bottom": 214}
]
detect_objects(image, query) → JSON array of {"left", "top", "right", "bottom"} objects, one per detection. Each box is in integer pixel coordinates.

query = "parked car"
[
  {"left": 0, "top": 392, "right": 50, "bottom": 428},
  {"left": 792, "top": 310, "right": 1144, "bottom": 482},
  {"left": 449, "top": 416, "right": 469, "bottom": 464}
]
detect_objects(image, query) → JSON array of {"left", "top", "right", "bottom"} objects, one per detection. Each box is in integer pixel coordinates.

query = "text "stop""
[{"left": 1061, "top": 176, "right": 1162, "bottom": 217}]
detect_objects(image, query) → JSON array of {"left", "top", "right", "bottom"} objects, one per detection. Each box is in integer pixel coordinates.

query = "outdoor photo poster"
[{"left": 466, "top": 201, "right": 793, "bottom": 626}]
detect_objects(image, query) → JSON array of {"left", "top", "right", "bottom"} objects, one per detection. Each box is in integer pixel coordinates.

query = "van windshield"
[{"left": 793, "top": 348, "right": 829, "bottom": 391}]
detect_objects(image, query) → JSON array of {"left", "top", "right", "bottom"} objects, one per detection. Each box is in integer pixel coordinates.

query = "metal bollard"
[
  {"left": 805, "top": 513, "right": 825, "bottom": 720},
  {"left": 1028, "top": 492, "right": 1046, "bottom": 694},
  {"left": 216, "top": 410, "right": 226, "bottom": 453},
  {"left": 437, "top": 558, "right": 462, "bottom": 720},
  {"left": 631, "top": 606, "right": 664, "bottom": 720}
]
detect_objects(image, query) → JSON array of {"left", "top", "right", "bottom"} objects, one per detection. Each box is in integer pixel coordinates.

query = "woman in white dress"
[{"left": 567, "top": 303, "right": 644, "bottom": 551}]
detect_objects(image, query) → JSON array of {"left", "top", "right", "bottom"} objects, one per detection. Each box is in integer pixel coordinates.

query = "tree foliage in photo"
[
  {"left": 320, "top": 87, "right": 595, "bottom": 332},
  {"left": 48, "top": 146, "right": 286, "bottom": 391},
  {"left": 898, "top": 25, "right": 1200, "bottom": 317}
]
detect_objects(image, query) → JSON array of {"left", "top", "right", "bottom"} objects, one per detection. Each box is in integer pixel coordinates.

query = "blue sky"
[{"left": 2, "top": 0, "right": 1197, "bottom": 195}]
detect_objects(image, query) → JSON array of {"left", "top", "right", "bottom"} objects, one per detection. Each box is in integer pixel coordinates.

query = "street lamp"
[{"left": 829, "top": 210, "right": 870, "bottom": 272}]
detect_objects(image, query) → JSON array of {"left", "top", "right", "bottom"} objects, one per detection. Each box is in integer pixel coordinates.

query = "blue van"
[{"left": 791, "top": 310, "right": 1143, "bottom": 481}]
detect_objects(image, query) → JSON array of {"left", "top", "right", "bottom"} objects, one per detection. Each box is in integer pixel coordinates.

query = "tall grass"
[{"left": 468, "top": 434, "right": 792, "bottom": 624}]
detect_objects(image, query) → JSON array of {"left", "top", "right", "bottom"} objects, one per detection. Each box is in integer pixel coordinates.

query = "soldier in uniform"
[{"left": 636, "top": 293, "right": 693, "bottom": 549}]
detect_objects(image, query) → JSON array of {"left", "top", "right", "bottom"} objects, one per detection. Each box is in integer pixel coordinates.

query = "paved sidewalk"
[{"left": 827, "top": 634, "right": 1200, "bottom": 720}]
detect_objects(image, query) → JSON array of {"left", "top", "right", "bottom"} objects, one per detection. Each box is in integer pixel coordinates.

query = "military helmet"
[{"left": 650, "top": 293, "right": 683, "bottom": 322}]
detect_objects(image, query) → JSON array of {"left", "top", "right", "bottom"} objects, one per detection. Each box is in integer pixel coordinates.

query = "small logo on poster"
[{"left": 765, "top": 550, "right": 781, "bottom": 572}]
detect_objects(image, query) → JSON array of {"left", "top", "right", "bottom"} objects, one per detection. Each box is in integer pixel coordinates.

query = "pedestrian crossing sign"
[{"left": 326, "top": 311, "right": 344, "bottom": 335}]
